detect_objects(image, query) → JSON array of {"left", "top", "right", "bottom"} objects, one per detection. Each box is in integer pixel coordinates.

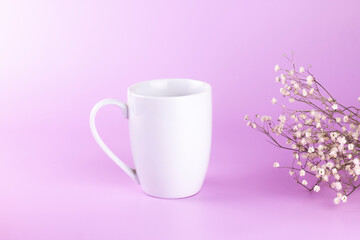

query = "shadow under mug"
[{"left": 90, "top": 78, "right": 212, "bottom": 198}]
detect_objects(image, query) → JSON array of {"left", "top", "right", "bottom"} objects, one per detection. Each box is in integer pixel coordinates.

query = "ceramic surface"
[{"left": 90, "top": 79, "right": 212, "bottom": 198}]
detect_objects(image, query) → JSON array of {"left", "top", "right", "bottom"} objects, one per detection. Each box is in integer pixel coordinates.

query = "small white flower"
[
  {"left": 326, "top": 161, "right": 334, "bottom": 169},
  {"left": 316, "top": 122, "right": 321, "bottom": 129},
  {"left": 352, "top": 131, "right": 359, "bottom": 139},
  {"left": 330, "top": 132, "right": 339, "bottom": 140},
  {"left": 343, "top": 116, "right": 349, "bottom": 123},
  {"left": 251, "top": 123, "right": 257, "bottom": 129},
  {"left": 336, "top": 117, "right": 341, "bottom": 123},
  {"left": 271, "top": 98, "right": 278, "bottom": 104},
  {"left": 274, "top": 64, "right": 280, "bottom": 72},
  {"left": 302, "top": 89, "right": 308, "bottom": 97},
  {"left": 332, "top": 104, "right": 338, "bottom": 110},
  {"left": 244, "top": 115, "right": 249, "bottom": 121},
  {"left": 299, "top": 169, "right": 306, "bottom": 177},
  {"left": 299, "top": 66, "right": 305, "bottom": 73},
  {"left": 306, "top": 75, "right": 314, "bottom": 86},
  {"left": 337, "top": 136, "right": 347, "bottom": 145},
  {"left": 280, "top": 74, "right": 286, "bottom": 81},
  {"left": 275, "top": 76, "right": 280, "bottom": 83},
  {"left": 341, "top": 195, "right": 347, "bottom": 203},
  {"left": 334, "top": 182, "right": 342, "bottom": 190},
  {"left": 323, "top": 175, "right": 329, "bottom": 182},
  {"left": 353, "top": 158, "right": 360, "bottom": 165},
  {"left": 246, "top": 121, "right": 251, "bottom": 127},
  {"left": 358, "top": 97, "right": 360, "bottom": 101},
  {"left": 334, "top": 197, "right": 340, "bottom": 205},
  {"left": 279, "top": 115, "right": 286, "bottom": 123},
  {"left": 305, "top": 119, "right": 312, "bottom": 125},
  {"left": 273, "top": 162, "right": 280, "bottom": 168},
  {"left": 261, "top": 115, "right": 271, "bottom": 122},
  {"left": 280, "top": 88, "right": 287, "bottom": 96},
  {"left": 302, "top": 179, "right": 308, "bottom": 186},
  {"left": 318, "top": 168, "right": 325, "bottom": 176},
  {"left": 313, "top": 185, "right": 320, "bottom": 192},
  {"left": 289, "top": 170, "right": 294, "bottom": 176},
  {"left": 308, "top": 147, "right": 315, "bottom": 153},
  {"left": 309, "top": 88, "right": 314, "bottom": 95},
  {"left": 305, "top": 131, "right": 311, "bottom": 138},
  {"left": 329, "top": 149, "right": 338, "bottom": 158},
  {"left": 354, "top": 165, "right": 360, "bottom": 175},
  {"left": 348, "top": 144, "right": 354, "bottom": 151},
  {"left": 289, "top": 97, "right": 295, "bottom": 103}
]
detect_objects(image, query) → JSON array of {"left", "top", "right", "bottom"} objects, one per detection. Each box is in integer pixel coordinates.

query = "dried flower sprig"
[{"left": 245, "top": 54, "right": 360, "bottom": 204}]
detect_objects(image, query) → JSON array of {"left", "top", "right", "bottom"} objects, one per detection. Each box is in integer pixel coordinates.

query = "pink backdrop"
[{"left": 1, "top": 0, "right": 360, "bottom": 239}]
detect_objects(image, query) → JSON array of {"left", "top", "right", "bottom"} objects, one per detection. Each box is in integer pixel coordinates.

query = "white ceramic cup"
[{"left": 90, "top": 79, "right": 212, "bottom": 198}]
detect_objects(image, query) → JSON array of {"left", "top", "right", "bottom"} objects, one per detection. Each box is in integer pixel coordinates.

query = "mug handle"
[{"left": 90, "top": 98, "right": 139, "bottom": 184}]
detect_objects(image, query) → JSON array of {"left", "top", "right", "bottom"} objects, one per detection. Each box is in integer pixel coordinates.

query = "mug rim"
[{"left": 127, "top": 78, "right": 211, "bottom": 99}]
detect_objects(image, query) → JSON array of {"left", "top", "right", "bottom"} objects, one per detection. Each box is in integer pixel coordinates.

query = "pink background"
[{"left": 1, "top": 0, "right": 360, "bottom": 239}]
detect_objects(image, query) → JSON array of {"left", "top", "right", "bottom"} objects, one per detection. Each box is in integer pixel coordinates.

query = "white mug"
[{"left": 90, "top": 79, "right": 212, "bottom": 198}]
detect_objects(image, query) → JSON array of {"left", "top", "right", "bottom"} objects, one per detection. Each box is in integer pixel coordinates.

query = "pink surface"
[{"left": 1, "top": 0, "right": 360, "bottom": 239}]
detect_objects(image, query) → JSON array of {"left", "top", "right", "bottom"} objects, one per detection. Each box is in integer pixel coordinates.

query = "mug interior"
[{"left": 128, "top": 79, "right": 210, "bottom": 98}]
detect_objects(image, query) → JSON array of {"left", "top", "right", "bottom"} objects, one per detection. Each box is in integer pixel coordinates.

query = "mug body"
[{"left": 127, "top": 79, "right": 212, "bottom": 198}]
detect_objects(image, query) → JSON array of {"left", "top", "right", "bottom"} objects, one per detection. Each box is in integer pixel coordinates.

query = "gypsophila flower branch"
[{"left": 245, "top": 54, "right": 360, "bottom": 205}]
